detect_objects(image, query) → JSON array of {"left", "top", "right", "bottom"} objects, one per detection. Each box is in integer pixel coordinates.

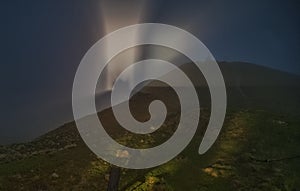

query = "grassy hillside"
[
  {"left": 0, "top": 108, "right": 299, "bottom": 191},
  {"left": 0, "top": 62, "right": 299, "bottom": 190}
]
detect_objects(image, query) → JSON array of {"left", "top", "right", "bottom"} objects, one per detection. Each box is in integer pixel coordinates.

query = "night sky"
[{"left": 0, "top": 0, "right": 299, "bottom": 144}]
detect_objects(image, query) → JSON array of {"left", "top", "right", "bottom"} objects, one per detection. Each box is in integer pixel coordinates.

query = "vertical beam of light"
[
  {"left": 144, "top": 24, "right": 195, "bottom": 68},
  {"left": 98, "top": 0, "right": 149, "bottom": 91},
  {"left": 96, "top": 0, "right": 201, "bottom": 94}
]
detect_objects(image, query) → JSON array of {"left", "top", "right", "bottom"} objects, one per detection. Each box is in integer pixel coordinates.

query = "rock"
[
  {"left": 0, "top": 154, "right": 7, "bottom": 159},
  {"left": 64, "top": 143, "right": 77, "bottom": 149},
  {"left": 51, "top": 172, "right": 59, "bottom": 178},
  {"left": 31, "top": 151, "right": 38, "bottom": 156},
  {"left": 272, "top": 120, "right": 288, "bottom": 126},
  {"left": 116, "top": 150, "right": 129, "bottom": 158}
]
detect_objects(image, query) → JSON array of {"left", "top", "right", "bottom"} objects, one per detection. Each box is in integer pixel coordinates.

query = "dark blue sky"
[{"left": 0, "top": 0, "right": 299, "bottom": 144}]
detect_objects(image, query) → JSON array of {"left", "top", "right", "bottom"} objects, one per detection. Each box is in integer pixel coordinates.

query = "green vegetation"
[{"left": 0, "top": 109, "right": 299, "bottom": 190}]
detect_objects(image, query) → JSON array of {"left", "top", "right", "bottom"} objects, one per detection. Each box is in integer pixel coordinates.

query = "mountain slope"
[{"left": 0, "top": 61, "right": 299, "bottom": 190}]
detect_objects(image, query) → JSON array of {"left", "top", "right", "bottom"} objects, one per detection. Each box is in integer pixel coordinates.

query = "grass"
[{"left": 0, "top": 109, "right": 299, "bottom": 190}]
